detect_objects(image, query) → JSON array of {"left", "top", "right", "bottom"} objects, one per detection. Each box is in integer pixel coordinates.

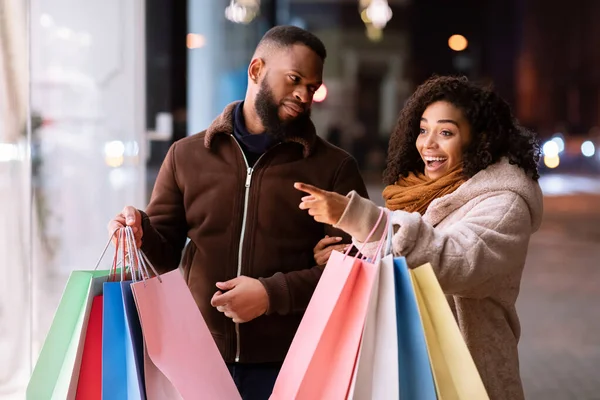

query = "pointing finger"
[{"left": 294, "top": 182, "right": 328, "bottom": 197}]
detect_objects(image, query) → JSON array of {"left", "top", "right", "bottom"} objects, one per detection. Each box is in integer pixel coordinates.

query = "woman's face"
[{"left": 416, "top": 101, "right": 472, "bottom": 180}]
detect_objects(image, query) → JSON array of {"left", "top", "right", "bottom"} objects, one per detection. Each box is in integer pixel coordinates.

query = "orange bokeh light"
[{"left": 448, "top": 34, "right": 468, "bottom": 51}]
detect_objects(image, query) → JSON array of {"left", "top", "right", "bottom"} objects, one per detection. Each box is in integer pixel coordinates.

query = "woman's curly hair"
[{"left": 383, "top": 75, "right": 541, "bottom": 185}]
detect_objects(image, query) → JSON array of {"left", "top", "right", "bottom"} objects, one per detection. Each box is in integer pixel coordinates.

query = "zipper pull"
[{"left": 245, "top": 168, "right": 253, "bottom": 187}]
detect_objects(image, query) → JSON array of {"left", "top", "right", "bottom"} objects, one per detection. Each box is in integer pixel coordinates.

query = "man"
[{"left": 108, "top": 25, "right": 368, "bottom": 399}]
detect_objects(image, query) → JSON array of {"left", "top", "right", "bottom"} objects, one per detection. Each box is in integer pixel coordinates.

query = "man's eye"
[{"left": 288, "top": 75, "right": 300, "bottom": 83}]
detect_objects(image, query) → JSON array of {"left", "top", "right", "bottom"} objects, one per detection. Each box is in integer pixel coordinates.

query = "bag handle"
[
  {"left": 344, "top": 207, "right": 388, "bottom": 262},
  {"left": 137, "top": 247, "right": 162, "bottom": 284},
  {"left": 94, "top": 226, "right": 157, "bottom": 282},
  {"left": 109, "top": 228, "right": 128, "bottom": 281},
  {"left": 371, "top": 208, "right": 391, "bottom": 262},
  {"left": 384, "top": 210, "right": 395, "bottom": 256},
  {"left": 93, "top": 228, "right": 119, "bottom": 271}
]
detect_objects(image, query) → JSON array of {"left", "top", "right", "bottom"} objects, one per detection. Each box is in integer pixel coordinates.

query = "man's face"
[{"left": 253, "top": 44, "right": 323, "bottom": 139}]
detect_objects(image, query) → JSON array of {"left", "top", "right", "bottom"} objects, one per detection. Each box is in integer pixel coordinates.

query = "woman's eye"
[
  {"left": 441, "top": 130, "right": 453, "bottom": 136},
  {"left": 419, "top": 128, "right": 427, "bottom": 135}
]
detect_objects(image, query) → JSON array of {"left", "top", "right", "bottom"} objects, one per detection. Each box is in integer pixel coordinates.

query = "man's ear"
[{"left": 248, "top": 58, "right": 264, "bottom": 84}]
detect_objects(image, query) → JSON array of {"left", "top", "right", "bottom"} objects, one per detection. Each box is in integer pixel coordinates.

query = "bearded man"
[{"left": 108, "top": 25, "right": 368, "bottom": 399}]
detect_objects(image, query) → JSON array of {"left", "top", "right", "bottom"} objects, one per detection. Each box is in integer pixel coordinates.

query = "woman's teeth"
[{"left": 425, "top": 157, "right": 447, "bottom": 162}]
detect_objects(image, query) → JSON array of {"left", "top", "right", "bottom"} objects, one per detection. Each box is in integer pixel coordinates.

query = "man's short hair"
[{"left": 257, "top": 25, "right": 327, "bottom": 61}]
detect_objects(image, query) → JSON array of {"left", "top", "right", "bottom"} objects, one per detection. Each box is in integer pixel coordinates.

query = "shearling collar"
[
  {"left": 204, "top": 101, "right": 317, "bottom": 158},
  {"left": 424, "top": 158, "right": 544, "bottom": 231}
]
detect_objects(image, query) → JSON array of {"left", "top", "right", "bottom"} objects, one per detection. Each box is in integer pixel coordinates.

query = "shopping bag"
[
  {"left": 394, "top": 257, "right": 437, "bottom": 400},
  {"left": 349, "top": 212, "right": 398, "bottom": 400},
  {"left": 121, "top": 281, "right": 146, "bottom": 399},
  {"left": 27, "top": 269, "right": 111, "bottom": 400},
  {"left": 102, "top": 281, "right": 131, "bottom": 400},
  {"left": 142, "top": 341, "right": 184, "bottom": 400},
  {"left": 271, "top": 209, "right": 387, "bottom": 400},
  {"left": 102, "top": 227, "right": 145, "bottom": 400},
  {"left": 348, "top": 254, "right": 398, "bottom": 400},
  {"left": 410, "top": 263, "right": 489, "bottom": 400},
  {"left": 131, "top": 264, "right": 241, "bottom": 400},
  {"left": 75, "top": 295, "right": 103, "bottom": 400}
]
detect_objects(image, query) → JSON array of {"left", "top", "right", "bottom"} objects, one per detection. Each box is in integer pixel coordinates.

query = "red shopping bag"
[{"left": 75, "top": 295, "right": 103, "bottom": 400}]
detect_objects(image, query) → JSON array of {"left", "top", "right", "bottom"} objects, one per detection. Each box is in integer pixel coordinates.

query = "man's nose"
[{"left": 293, "top": 87, "right": 311, "bottom": 104}]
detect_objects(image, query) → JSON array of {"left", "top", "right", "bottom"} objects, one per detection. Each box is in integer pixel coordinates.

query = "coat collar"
[
  {"left": 204, "top": 101, "right": 318, "bottom": 158},
  {"left": 423, "top": 158, "right": 544, "bottom": 231}
]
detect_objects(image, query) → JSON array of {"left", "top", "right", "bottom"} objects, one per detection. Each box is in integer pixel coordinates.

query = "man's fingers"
[
  {"left": 217, "top": 305, "right": 229, "bottom": 313},
  {"left": 216, "top": 278, "right": 239, "bottom": 291},
  {"left": 314, "top": 236, "right": 342, "bottom": 252},
  {"left": 294, "top": 182, "right": 328, "bottom": 197},
  {"left": 210, "top": 291, "right": 221, "bottom": 307},
  {"left": 121, "top": 206, "right": 139, "bottom": 226},
  {"left": 315, "top": 245, "right": 346, "bottom": 265},
  {"left": 108, "top": 220, "right": 125, "bottom": 233},
  {"left": 108, "top": 220, "right": 125, "bottom": 244},
  {"left": 211, "top": 290, "right": 232, "bottom": 307}
]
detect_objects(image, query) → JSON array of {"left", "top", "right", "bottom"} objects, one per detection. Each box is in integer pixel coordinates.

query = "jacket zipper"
[{"left": 231, "top": 137, "right": 276, "bottom": 362}]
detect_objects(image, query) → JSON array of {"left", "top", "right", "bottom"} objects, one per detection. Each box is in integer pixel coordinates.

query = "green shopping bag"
[{"left": 26, "top": 269, "right": 111, "bottom": 400}]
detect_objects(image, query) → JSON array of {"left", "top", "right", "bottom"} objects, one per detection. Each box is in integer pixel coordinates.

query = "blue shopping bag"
[
  {"left": 102, "top": 281, "right": 130, "bottom": 400},
  {"left": 393, "top": 257, "right": 437, "bottom": 400},
  {"left": 121, "top": 281, "right": 146, "bottom": 399}
]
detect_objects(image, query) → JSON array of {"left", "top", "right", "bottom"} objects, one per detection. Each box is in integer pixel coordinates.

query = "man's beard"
[{"left": 254, "top": 79, "right": 311, "bottom": 142}]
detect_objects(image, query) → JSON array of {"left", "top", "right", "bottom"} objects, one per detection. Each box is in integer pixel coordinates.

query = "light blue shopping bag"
[{"left": 393, "top": 256, "right": 437, "bottom": 400}]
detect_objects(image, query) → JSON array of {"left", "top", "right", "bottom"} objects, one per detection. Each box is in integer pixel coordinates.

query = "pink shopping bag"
[
  {"left": 142, "top": 341, "right": 183, "bottom": 400},
  {"left": 270, "top": 209, "right": 387, "bottom": 400},
  {"left": 131, "top": 266, "right": 241, "bottom": 400}
]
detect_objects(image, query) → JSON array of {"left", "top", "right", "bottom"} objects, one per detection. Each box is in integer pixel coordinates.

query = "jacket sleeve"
[
  {"left": 139, "top": 143, "right": 188, "bottom": 273},
  {"left": 335, "top": 191, "right": 533, "bottom": 298},
  {"left": 258, "top": 156, "right": 369, "bottom": 315}
]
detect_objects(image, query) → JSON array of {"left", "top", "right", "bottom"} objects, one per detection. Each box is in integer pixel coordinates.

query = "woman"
[{"left": 296, "top": 76, "right": 543, "bottom": 400}]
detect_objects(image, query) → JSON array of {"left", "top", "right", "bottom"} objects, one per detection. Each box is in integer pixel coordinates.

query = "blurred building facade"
[
  {"left": 1, "top": 0, "right": 146, "bottom": 396},
  {"left": 516, "top": 0, "right": 600, "bottom": 137}
]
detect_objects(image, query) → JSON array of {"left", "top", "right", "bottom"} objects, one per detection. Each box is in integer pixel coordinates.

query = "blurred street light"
[
  {"left": 313, "top": 84, "right": 328, "bottom": 103},
  {"left": 544, "top": 155, "right": 560, "bottom": 169},
  {"left": 581, "top": 141, "right": 595, "bottom": 157},
  {"left": 364, "top": 0, "right": 393, "bottom": 29},
  {"left": 225, "top": 0, "right": 260, "bottom": 24},
  {"left": 543, "top": 140, "right": 560, "bottom": 157},
  {"left": 448, "top": 34, "right": 468, "bottom": 51},
  {"left": 365, "top": 24, "right": 384, "bottom": 42},
  {"left": 186, "top": 33, "right": 206, "bottom": 49},
  {"left": 551, "top": 135, "right": 565, "bottom": 153}
]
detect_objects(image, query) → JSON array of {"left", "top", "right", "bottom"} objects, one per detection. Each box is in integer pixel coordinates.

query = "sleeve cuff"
[
  {"left": 334, "top": 191, "right": 386, "bottom": 243},
  {"left": 258, "top": 273, "right": 290, "bottom": 316}
]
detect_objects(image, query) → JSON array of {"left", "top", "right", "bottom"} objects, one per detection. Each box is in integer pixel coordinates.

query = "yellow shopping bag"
[{"left": 410, "top": 263, "right": 489, "bottom": 400}]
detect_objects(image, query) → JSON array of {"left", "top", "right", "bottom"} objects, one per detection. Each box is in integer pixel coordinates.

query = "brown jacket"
[{"left": 139, "top": 102, "right": 368, "bottom": 363}]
